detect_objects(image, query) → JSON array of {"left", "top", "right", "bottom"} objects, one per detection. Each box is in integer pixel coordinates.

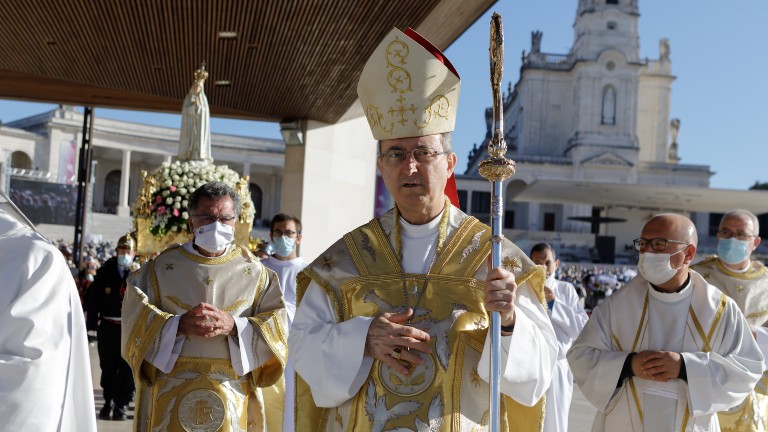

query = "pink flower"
[
  {"left": 173, "top": 208, "right": 180, "bottom": 217},
  {"left": 150, "top": 205, "right": 155, "bottom": 210},
  {"left": 169, "top": 186, "right": 177, "bottom": 192},
  {"left": 155, "top": 196, "right": 162, "bottom": 203},
  {"left": 157, "top": 206, "right": 166, "bottom": 214}
]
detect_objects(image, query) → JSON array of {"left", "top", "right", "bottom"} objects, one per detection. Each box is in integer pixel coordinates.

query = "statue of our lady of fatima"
[{"left": 132, "top": 66, "right": 254, "bottom": 255}]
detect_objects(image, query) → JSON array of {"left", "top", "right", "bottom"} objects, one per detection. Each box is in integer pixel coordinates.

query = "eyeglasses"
[
  {"left": 378, "top": 147, "right": 447, "bottom": 166},
  {"left": 272, "top": 229, "right": 298, "bottom": 238},
  {"left": 717, "top": 229, "right": 755, "bottom": 241},
  {"left": 633, "top": 238, "right": 688, "bottom": 252},
  {"left": 192, "top": 214, "right": 236, "bottom": 225}
]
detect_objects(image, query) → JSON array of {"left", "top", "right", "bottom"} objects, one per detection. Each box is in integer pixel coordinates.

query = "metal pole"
[
  {"left": 73, "top": 106, "right": 94, "bottom": 267},
  {"left": 478, "top": 13, "right": 516, "bottom": 432}
]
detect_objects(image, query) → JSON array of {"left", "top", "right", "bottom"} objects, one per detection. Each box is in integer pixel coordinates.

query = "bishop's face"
[{"left": 376, "top": 134, "right": 456, "bottom": 223}]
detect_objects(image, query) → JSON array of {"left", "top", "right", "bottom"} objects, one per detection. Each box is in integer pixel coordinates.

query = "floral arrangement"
[{"left": 136, "top": 160, "right": 254, "bottom": 237}]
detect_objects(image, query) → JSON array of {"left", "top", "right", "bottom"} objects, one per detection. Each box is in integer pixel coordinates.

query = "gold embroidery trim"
[
  {"left": 149, "top": 260, "right": 160, "bottom": 302},
  {"left": 747, "top": 310, "right": 768, "bottom": 319},
  {"left": 370, "top": 218, "right": 401, "bottom": 272},
  {"left": 628, "top": 378, "right": 643, "bottom": 424},
  {"left": 343, "top": 233, "right": 369, "bottom": 277},
  {"left": 680, "top": 405, "right": 690, "bottom": 431},
  {"left": 612, "top": 335, "right": 624, "bottom": 352},
  {"left": 415, "top": 95, "right": 451, "bottom": 129},
  {"left": 166, "top": 296, "right": 193, "bottom": 311},
  {"left": 177, "top": 244, "right": 242, "bottom": 264},
  {"left": 708, "top": 294, "right": 727, "bottom": 350},
  {"left": 714, "top": 259, "right": 768, "bottom": 280},
  {"left": 631, "top": 292, "right": 649, "bottom": 352}
]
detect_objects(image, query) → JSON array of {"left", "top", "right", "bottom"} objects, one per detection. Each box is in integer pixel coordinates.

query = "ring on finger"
[{"left": 391, "top": 347, "right": 402, "bottom": 360}]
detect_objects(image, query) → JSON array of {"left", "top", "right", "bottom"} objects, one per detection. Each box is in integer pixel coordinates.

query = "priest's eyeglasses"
[
  {"left": 272, "top": 229, "right": 298, "bottom": 238},
  {"left": 378, "top": 147, "right": 447, "bottom": 166},
  {"left": 633, "top": 238, "right": 687, "bottom": 252},
  {"left": 193, "top": 214, "right": 236, "bottom": 225},
  {"left": 717, "top": 229, "right": 755, "bottom": 240}
]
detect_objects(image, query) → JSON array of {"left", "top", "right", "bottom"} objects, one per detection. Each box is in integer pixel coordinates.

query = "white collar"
[
  {"left": 399, "top": 208, "right": 444, "bottom": 240},
  {"left": 648, "top": 278, "right": 693, "bottom": 303}
]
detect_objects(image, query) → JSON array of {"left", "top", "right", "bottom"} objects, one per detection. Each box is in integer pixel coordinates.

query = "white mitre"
[{"left": 357, "top": 27, "right": 460, "bottom": 140}]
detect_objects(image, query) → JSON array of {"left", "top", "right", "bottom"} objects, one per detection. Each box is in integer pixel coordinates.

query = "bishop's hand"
[
  {"left": 365, "top": 309, "right": 431, "bottom": 375},
  {"left": 485, "top": 258, "right": 517, "bottom": 331}
]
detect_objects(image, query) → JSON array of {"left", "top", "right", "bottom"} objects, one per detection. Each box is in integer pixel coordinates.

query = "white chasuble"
[{"left": 568, "top": 271, "right": 763, "bottom": 431}]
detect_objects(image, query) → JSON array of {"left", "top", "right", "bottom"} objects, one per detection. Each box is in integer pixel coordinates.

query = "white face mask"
[
  {"left": 194, "top": 221, "right": 235, "bottom": 253},
  {"left": 637, "top": 247, "right": 686, "bottom": 286}
]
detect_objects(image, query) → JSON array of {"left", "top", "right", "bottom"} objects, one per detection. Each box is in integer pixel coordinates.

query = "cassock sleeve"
[
  {"left": 549, "top": 282, "right": 589, "bottom": 357},
  {"left": 288, "top": 281, "right": 375, "bottom": 408},
  {"left": 753, "top": 326, "right": 768, "bottom": 370},
  {"left": 567, "top": 301, "right": 631, "bottom": 412},
  {"left": 478, "top": 280, "right": 558, "bottom": 406},
  {"left": 682, "top": 300, "right": 764, "bottom": 417}
]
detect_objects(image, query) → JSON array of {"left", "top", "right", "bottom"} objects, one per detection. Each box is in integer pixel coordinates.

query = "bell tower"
[
  {"left": 573, "top": 0, "right": 640, "bottom": 63},
  {"left": 566, "top": 0, "right": 643, "bottom": 174}
]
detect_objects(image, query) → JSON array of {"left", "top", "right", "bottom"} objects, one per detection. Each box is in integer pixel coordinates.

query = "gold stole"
[
  {"left": 295, "top": 215, "right": 545, "bottom": 431},
  {"left": 610, "top": 282, "right": 727, "bottom": 431}
]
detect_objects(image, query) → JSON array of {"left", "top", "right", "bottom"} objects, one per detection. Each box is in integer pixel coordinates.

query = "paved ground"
[{"left": 87, "top": 342, "right": 596, "bottom": 431}]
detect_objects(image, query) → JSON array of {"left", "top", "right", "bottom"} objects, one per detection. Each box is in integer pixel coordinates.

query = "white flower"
[
  {"left": 182, "top": 212, "right": 189, "bottom": 219},
  {"left": 182, "top": 200, "right": 188, "bottom": 207},
  {"left": 162, "top": 190, "right": 170, "bottom": 197},
  {"left": 173, "top": 202, "right": 181, "bottom": 209},
  {"left": 174, "top": 196, "right": 181, "bottom": 202},
  {"left": 166, "top": 197, "right": 173, "bottom": 205}
]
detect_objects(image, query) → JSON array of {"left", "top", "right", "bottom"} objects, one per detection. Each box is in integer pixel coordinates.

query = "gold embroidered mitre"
[{"left": 357, "top": 27, "right": 460, "bottom": 140}]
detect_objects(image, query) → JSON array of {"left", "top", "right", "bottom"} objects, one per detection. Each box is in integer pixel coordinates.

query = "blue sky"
[{"left": 1, "top": 1, "right": 765, "bottom": 190}]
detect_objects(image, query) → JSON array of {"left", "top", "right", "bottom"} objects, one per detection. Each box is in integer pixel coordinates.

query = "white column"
[
  {"left": 279, "top": 115, "right": 377, "bottom": 262},
  {"left": 242, "top": 162, "right": 252, "bottom": 179},
  {"left": 164, "top": 155, "right": 172, "bottom": 164},
  {"left": 528, "top": 202, "right": 541, "bottom": 231},
  {"left": 116, "top": 150, "right": 131, "bottom": 217}
]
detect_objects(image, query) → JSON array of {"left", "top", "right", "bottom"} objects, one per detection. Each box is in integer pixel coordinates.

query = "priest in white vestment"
[
  {"left": 691, "top": 209, "right": 768, "bottom": 430},
  {"left": 530, "top": 242, "right": 589, "bottom": 432},
  {"left": 288, "top": 27, "right": 557, "bottom": 431},
  {"left": 568, "top": 213, "right": 763, "bottom": 431},
  {"left": 121, "top": 182, "right": 287, "bottom": 431},
  {"left": 0, "top": 204, "right": 96, "bottom": 431}
]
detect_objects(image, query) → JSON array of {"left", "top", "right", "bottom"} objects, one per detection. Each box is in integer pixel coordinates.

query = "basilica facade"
[{"left": 458, "top": 0, "right": 716, "bottom": 262}]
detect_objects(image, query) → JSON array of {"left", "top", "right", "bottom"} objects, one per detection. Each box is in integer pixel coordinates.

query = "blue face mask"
[
  {"left": 272, "top": 236, "right": 296, "bottom": 257},
  {"left": 117, "top": 254, "right": 133, "bottom": 269},
  {"left": 718, "top": 238, "right": 751, "bottom": 265}
]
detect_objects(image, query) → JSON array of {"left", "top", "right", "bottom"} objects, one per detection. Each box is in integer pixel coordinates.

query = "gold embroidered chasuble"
[
  {"left": 692, "top": 257, "right": 768, "bottom": 431},
  {"left": 121, "top": 244, "right": 287, "bottom": 432},
  {"left": 294, "top": 206, "right": 548, "bottom": 431}
]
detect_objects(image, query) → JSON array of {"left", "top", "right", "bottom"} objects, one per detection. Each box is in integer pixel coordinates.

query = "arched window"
[
  {"left": 10, "top": 151, "right": 32, "bottom": 169},
  {"left": 103, "top": 170, "right": 121, "bottom": 214},
  {"left": 249, "top": 182, "right": 263, "bottom": 226},
  {"left": 601, "top": 86, "right": 616, "bottom": 125}
]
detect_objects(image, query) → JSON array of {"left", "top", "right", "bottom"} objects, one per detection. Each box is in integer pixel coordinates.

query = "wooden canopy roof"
[{"left": 0, "top": 1, "right": 494, "bottom": 124}]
